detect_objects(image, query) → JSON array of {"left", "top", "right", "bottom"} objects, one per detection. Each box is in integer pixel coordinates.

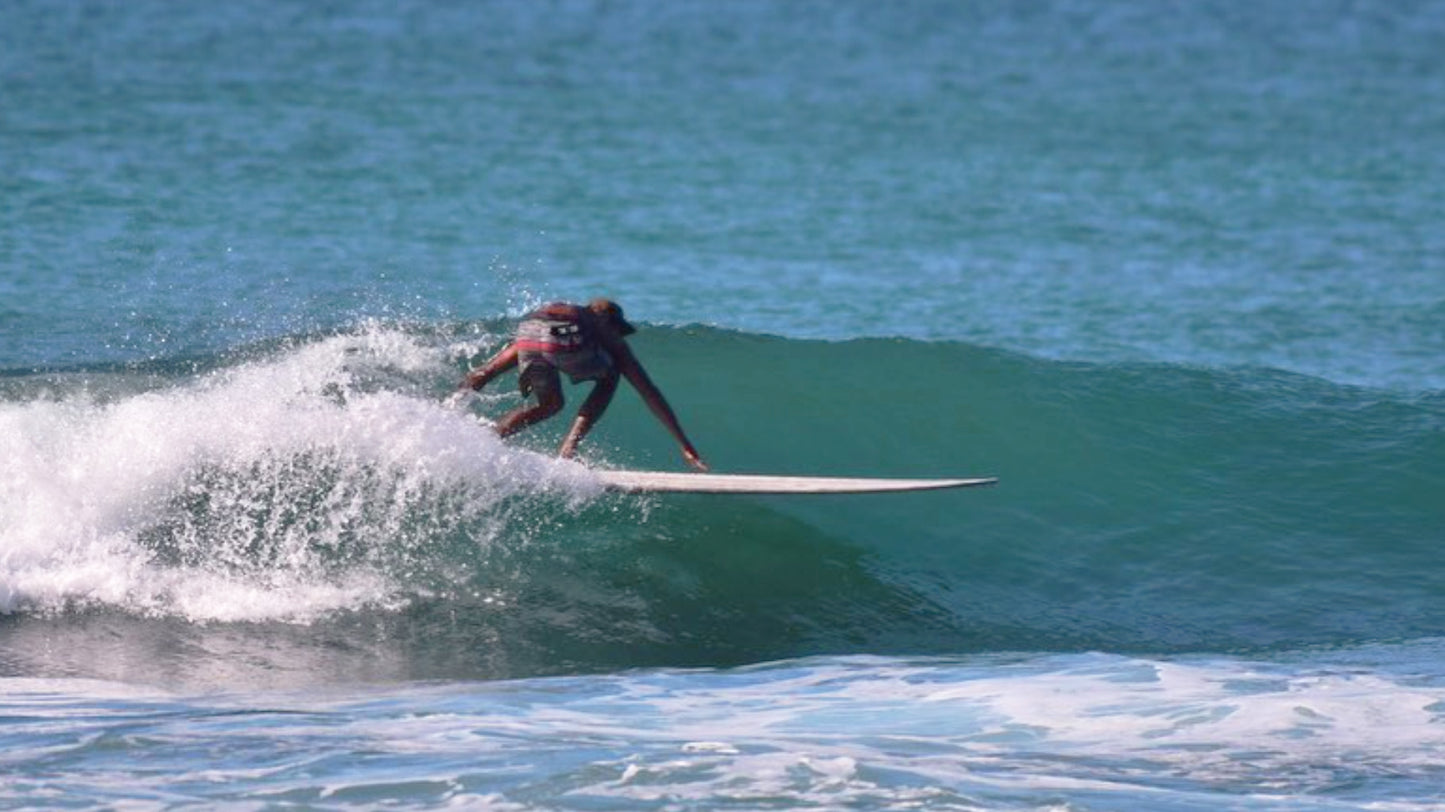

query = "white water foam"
[
  {"left": 0, "top": 327, "right": 602, "bottom": 622},
  {"left": 402, "top": 650, "right": 1445, "bottom": 807},
  {"left": 10, "top": 650, "right": 1441, "bottom": 809}
]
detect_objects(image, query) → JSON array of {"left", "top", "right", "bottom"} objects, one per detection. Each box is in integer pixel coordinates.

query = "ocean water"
[{"left": 4, "top": 1, "right": 1445, "bottom": 809}]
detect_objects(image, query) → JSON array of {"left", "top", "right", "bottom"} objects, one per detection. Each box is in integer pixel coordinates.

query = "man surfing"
[{"left": 457, "top": 298, "right": 708, "bottom": 471}]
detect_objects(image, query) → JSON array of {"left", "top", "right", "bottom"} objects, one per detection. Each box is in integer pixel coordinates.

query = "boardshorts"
[{"left": 515, "top": 314, "right": 615, "bottom": 398}]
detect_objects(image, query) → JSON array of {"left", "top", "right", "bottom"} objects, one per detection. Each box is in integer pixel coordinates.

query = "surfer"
[{"left": 458, "top": 298, "right": 709, "bottom": 471}]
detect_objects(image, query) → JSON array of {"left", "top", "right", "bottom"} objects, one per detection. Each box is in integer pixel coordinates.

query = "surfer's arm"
[
  {"left": 611, "top": 341, "right": 708, "bottom": 472},
  {"left": 462, "top": 343, "right": 519, "bottom": 391}
]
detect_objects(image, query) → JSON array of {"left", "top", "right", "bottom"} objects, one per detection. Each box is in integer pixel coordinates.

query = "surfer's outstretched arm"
[
  {"left": 461, "top": 344, "right": 519, "bottom": 392},
  {"left": 608, "top": 340, "right": 708, "bottom": 472},
  {"left": 558, "top": 372, "right": 619, "bottom": 459}
]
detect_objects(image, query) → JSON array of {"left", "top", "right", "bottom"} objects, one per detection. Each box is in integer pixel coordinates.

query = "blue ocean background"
[{"left": 4, "top": 1, "right": 1445, "bottom": 809}]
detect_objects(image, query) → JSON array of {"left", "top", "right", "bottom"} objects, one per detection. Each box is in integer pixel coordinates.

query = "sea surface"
[{"left": 4, "top": 1, "right": 1445, "bottom": 809}]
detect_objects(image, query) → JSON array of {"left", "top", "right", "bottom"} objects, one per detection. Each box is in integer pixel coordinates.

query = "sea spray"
[{"left": 0, "top": 327, "right": 602, "bottom": 621}]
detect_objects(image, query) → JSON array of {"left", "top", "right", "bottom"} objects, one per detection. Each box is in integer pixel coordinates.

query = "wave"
[{"left": 3, "top": 322, "right": 1443, "bottom": 679}]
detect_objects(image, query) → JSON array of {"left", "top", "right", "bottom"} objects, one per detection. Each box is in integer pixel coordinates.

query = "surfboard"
[{"left": 593, "top": 471, "right": 998, "bottom": 495}]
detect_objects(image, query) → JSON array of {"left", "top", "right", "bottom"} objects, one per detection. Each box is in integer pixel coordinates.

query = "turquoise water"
[{"left": 4, "top": 1, "right": 1445, "bottom": 809}]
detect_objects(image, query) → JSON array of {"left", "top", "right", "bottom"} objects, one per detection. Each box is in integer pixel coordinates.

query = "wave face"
[{"left": 3, "top": 323, "right": 1443, "bottom": 682}]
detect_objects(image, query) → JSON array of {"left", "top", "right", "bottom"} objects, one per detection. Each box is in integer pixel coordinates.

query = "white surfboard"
[{"left": 593, "top": 471, "right": 998, "bottom": 495}]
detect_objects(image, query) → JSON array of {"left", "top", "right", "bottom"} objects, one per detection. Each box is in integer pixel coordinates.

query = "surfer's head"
[{"left": 589, "top": 298, "right": 636, "bottom": 336}]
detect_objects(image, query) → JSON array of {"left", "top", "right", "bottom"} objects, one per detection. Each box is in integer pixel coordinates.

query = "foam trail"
[
  {"left": 0, "top": 328, "right": 601, "bottom": 621},
  {"left": 493, "top": 651, "right": 1445, "bottom": 803}
]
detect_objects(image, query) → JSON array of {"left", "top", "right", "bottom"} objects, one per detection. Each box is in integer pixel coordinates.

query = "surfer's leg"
[
  {"left": 559, "top": 371, "right": 619, "bottom": 458},
  {"left": 497, "top": 365, "right": 564, "bottom": 438}
]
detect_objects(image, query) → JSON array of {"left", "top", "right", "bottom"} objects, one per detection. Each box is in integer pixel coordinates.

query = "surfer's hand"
[
  {"left": 683, "top": 448, "right": 709, "bottom": 472},
  {"left": 445, "top": 388, "right": 477, "bottom": 411}
]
